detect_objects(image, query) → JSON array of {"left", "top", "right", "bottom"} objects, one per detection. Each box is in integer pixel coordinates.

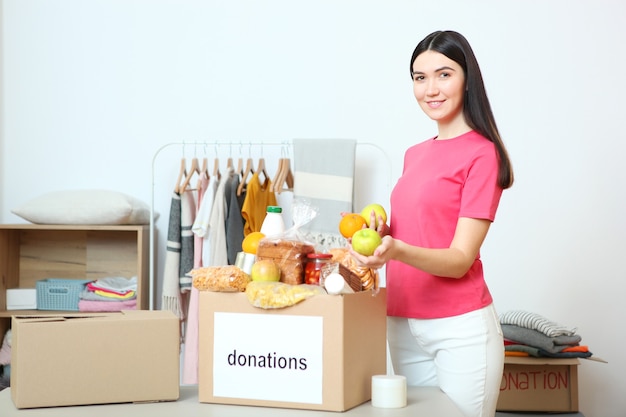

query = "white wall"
[{"left": 2, "top": 1, "right": 625, "bottom": 415}]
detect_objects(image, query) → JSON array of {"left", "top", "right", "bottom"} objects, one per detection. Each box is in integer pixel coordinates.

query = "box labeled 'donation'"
[
  {"left": 11, "top": 310, "right": 180, "bottom": 409},
  {"left": 198, "top": 288, "right": 387, "bottom": 411},
  {"left": 497, "top": 356, "right": 579, "bottom": 412}
]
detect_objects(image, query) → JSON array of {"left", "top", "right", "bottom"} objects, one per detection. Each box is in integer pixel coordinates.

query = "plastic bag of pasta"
[
  {"left": 245, "top": 281, "right": 326, "bottom": 309},
  {"left": 191, "top": 265, "right": 251, "bottom": 292}
]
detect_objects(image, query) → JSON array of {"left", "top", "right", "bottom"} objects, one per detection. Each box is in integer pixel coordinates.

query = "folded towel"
[
  {"left": 293, "top": 139, "right": 356, "bottom": 236},
  {"left": 78, "top": 299, "right": 137, "bottom": 312},
  {"left": 87, "top": 276, "right": 137, "bottom": 293},
  {"left": 80, "top": 289, "right": 136, "bottom": 302},
  {"left": 501, "top": 324, "right": 582, "bottom": 354},
  {"left": 93, "top": 289, "right": 136, "bottom": 300}
]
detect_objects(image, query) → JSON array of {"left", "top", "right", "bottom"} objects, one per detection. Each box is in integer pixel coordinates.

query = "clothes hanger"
[
  {"left": 174, "top": 157, "right": 187, "bottom": 194},
  {"left": 272, "top": 143, "right": 294, "bottom": 194},
  {"left": 200, "top": 157, "right": 210, "bottom": 181},
  {"left": 271, "top": 158, "right": 285, "bottom": 192},
  {"left": 237, "top": 157, "right": 255, "bottom": 196},
  {"left": 236, "top": 157, "right": 244, "bottom": 180},
  {"left": 282, "top": 157, "right": 294, "bottom": 192},
  {"left": 256, "top": 157, "right": 268, "bottom": 183},
  {"left": 179, "top": 157, "right": 200, "bottom": 192},
  {"left": 275, "top": 157, "right": 294, "bottom": 194},
  {"left": 213, "top": 157, "right": 221, "bottom": 181}
]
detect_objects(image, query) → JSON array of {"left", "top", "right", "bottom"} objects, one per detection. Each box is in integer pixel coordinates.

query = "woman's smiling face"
[{"left": 411, "top": 50, "right": 466, "bottom": 130}]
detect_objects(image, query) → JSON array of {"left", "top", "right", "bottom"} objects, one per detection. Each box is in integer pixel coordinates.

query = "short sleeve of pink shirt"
[{"left": 386, "top": 130, "right": 503, "bottom": 319}]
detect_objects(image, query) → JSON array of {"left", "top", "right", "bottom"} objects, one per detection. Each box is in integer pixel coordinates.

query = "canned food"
[{"left": 305, "top": 253, "right": 333, "bottom": 285}]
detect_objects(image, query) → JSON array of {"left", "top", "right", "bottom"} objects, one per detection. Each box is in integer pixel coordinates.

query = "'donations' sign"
[{"left": 212, "top": 312, "right": 324, "bottom": 404}]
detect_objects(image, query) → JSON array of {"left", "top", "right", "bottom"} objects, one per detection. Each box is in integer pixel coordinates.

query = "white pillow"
[{"left": 12, "top": 190, "right": 153, "bottom": 225}]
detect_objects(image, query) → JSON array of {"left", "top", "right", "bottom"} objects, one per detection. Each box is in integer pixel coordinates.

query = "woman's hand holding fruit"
[{"left": 339, "top": 203, "right": 392, "bottom": 269}]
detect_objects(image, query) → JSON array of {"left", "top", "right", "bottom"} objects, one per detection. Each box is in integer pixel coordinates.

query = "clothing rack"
[{"left": 149, "top": 140, "right": 391, "bottom": 310}]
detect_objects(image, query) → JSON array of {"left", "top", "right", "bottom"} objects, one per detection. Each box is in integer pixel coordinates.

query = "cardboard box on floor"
[
  {"left": 497, "top": 356, "right": 579, "bottom": 412},
  {"left": 198, "top": 288, "right": 387, "bottom": 412},
  {"left": 11, "top": 310, "right": 180, "bottom": 409}
]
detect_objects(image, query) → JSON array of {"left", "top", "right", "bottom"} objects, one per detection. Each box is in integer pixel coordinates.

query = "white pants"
[{"left": 387, "top": 304, "right": 504, "bottom": 417}]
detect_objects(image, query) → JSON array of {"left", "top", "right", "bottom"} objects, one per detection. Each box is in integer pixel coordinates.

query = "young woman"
[{"left": 351, "top": 30, "right": 514, "bottom": 417}]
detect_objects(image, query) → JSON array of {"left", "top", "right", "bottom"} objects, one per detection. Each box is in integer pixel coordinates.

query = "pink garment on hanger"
[
  {"left": 193, "top": 175, "right": 210, "bottom": 269},
  {"left": 183, "top": 174, "right": 211, "bottom": 385}
]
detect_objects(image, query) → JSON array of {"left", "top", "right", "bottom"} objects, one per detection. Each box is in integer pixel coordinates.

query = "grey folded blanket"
[{"left": 501, "top": 324, "right": 582, "bottom": 354}]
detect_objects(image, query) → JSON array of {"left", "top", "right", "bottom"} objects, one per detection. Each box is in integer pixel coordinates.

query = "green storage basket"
[{"left": 36, "top": 279, "right": 91, "bottom": 311}]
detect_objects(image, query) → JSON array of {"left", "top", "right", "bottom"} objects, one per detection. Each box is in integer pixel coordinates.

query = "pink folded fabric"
[
  {"left": 0, "top": 342, "right": 10, "bottom": 365},
  {"left": 78, "top": 299, "right": 137, "bottom": 312}
]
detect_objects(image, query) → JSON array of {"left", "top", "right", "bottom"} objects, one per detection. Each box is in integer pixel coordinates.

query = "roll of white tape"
[{"left": 371, "top": 374, "right": 407, "bottom": 408}]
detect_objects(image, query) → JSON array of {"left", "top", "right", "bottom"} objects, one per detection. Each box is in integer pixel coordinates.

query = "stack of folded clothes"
[
  {"left": 78, "top": 276, "right": 138, "bottom": 312},
  {"left": 499, "top": 310, "right": 593, "bottom": 359},
  {"left": 0, "top": 329, "right": 10, "bottom": 391}
]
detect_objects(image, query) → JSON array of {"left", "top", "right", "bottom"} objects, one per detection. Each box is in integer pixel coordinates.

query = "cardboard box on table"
[
  {"left": 497, "top": 356, "right": 579, "bottom": 412},
  {"left": 198, "top": 288, "right": 387, "bottom": 411},
  {"left": 11, "top": 310, "right": 180, "bottom": 409}
]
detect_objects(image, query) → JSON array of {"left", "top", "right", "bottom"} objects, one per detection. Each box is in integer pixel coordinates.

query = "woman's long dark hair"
[{"left": 410, "top": 30, "right": 514, "bottom": 189}]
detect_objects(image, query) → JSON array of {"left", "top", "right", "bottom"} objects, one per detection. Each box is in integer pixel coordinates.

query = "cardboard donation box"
[
  {"left": 497, "top": 356, "right": 579, "bottom": 412},
  {"left": 11, "top": 310, "right": 180, "bottom": 409},
  {"left": 198, "top": 288, "right": 387, "bottom": 411}
]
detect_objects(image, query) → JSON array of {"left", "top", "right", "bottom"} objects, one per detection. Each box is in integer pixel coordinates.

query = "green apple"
[
  {"left": 351, "top": 228, "right": 383, "bottom": 256},
  {"left": 360, "top": 203, "right": 387, "bottom": 228},
  {"left": 250, "top": 259, "right": 281, "bottom": 282}
]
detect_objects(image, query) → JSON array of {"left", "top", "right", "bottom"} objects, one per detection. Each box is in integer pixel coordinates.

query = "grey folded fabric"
[{"left": 501, "top": 324, "right": 582, "bottom": 354}]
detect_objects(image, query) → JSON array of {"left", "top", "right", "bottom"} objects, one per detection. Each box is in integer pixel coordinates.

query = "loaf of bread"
[
  {"left": 256, "top": 238, "right": 315, "bottom": 285},
  {"left": 191, "top": 265, "right": 251, "bottom": 292}
]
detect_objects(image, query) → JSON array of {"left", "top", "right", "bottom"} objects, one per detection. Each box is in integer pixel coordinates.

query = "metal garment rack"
[{"left": 149, "top": 140, "right": 391, "bottom": 310}]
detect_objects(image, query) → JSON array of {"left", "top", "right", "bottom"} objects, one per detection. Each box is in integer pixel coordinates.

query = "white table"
[{"left": 0, "top": 385, "right": 464, "bottom": 417}]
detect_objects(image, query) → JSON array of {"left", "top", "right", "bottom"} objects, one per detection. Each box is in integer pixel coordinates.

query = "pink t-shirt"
[{"left": 387, "top": 130, "right": 503, "bottom": 319}]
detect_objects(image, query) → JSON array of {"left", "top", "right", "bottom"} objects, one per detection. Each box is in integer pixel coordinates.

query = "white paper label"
[{"left": 213, "top": 312, "right": 324, "bottom": 404}]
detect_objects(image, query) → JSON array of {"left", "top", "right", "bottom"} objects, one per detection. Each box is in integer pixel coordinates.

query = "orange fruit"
[
  {"left": 242, "top": 231, "right": 265, "bottom": 254},
  {"left": 339, "top": 213, "right": 367, "bottom": 238}
]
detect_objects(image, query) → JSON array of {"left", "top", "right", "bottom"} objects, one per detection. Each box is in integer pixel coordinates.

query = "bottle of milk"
[{"left": 260, "top": 206, "right": 286, "bottom": 238}]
